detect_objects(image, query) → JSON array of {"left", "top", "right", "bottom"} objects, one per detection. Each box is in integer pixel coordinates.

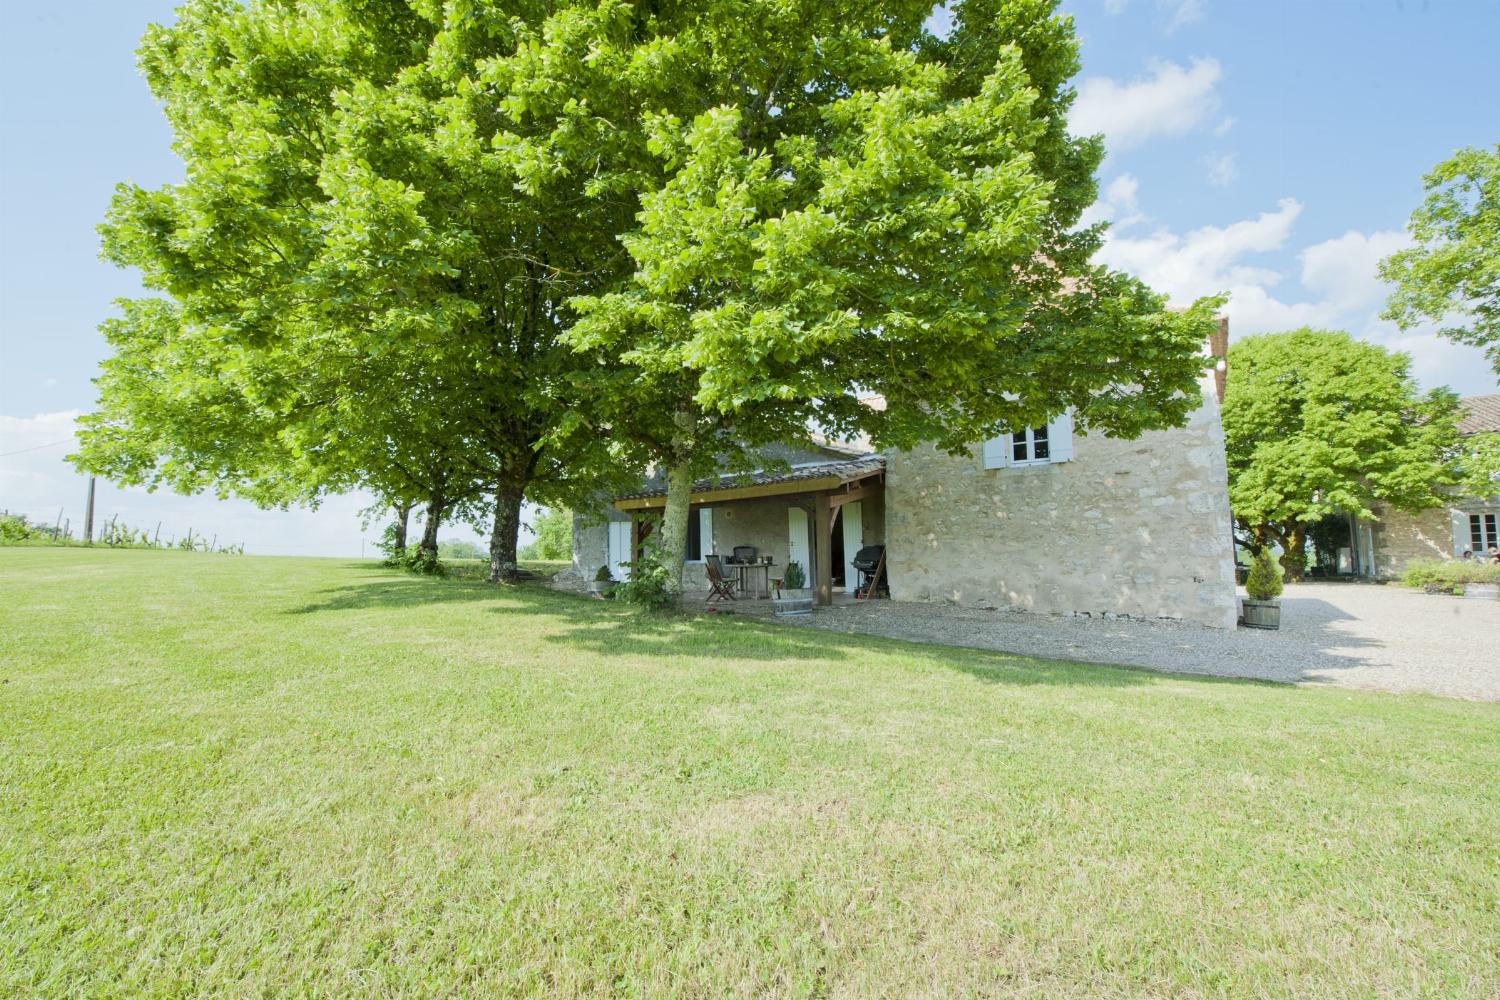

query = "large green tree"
[
  {"left": 565, "top": 0, "right": 1220, "bottom": 591},
  {"left": 1380, "top": 144, "right": 1500, "bottom": 374},
  {"left": 1222, "top": 329, "right": 1463, "bottom": 580},
  {"left": 74, "top": 0, "right": 634, "bottom": 581}
]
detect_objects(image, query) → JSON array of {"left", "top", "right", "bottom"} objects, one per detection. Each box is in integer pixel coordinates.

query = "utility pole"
[{"left": 83, "top": 477, "right": 96, "bottom": 545}]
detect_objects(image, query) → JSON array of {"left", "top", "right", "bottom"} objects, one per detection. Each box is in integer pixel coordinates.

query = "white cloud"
[
  {"left": 1213, "top": 116, "right": 1236, "bottom": 137},
  {"left": 0, "top": 412, "right": 532, "bottom": 557},
  {"left": 1071, "top": 58, "right": 1223, "bottom": 151},
  {"left": 1079, "top": 172, "right": 1147, "bottom": 229},
  {"left": 1101, "top": 1, "right": 1206, "bottom": 32},
  {"left": 1204, "top": 151, "right": 1237, "bottom": 186},
  {"left": 1096, "top": 199, "right": 1499, "bottom": 395},
  {"left": 1164, "top": 0, "right": 1205, "bottom": 32},
  {"left": 1100, "top": 198, "right": 1302, "bottom": 298}
]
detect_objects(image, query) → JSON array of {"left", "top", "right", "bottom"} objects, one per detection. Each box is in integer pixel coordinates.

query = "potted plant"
[
  {"left": 1241, "top": 549, "right": 1283, "bottom": 629},
  {"left": 587, "top": 564, "right": 615, "bottom": 598},
  {"left": 773, "top": 560, "right": 813, "bottom": 616}
]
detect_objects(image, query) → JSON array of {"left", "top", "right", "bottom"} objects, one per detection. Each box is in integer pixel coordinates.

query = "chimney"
[{"left": 1209, "top": 315, "right": 1229, "bottom": 403}]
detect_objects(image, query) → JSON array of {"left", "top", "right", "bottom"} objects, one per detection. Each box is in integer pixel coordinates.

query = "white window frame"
[
  {"left": 1009, "top": 425, "right": 1053, "bottom": 467},
  {"left": 1471, "top": 512, "right": 1499, "bottom": 554}
]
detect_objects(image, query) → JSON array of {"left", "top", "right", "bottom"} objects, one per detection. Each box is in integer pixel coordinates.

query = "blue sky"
[{"left": 2, "top": 0, "right": 1497, "bottom": 555}]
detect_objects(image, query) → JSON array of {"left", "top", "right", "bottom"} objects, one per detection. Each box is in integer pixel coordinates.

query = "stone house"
[
  {"left": 1355, "top": 394, "right": 1500, "bottom": 577},
  {"left": 562, "top": 327, "right": 1239, "bottom": 629}
]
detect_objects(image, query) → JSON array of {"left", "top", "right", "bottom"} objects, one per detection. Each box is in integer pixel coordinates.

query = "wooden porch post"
[{"left": 813, "top": 492, "right": 833, "bottom": 606}]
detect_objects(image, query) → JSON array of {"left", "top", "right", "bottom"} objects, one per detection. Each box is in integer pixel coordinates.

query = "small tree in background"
[
  {"left": 1457, "top": 432, "right": 1500, "bottom": 501},
  {"left": 1223, "top": 329, "right": 1463, "bottom": 581},
  {"left": 521, "top": 508, "right": 573, "bottom": 562},
  {"left": 1380, "top": 144, "right": 1500, "bottom": 374}
]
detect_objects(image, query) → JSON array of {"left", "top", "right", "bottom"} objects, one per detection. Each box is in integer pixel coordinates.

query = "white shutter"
[
  {"left": 607, "top": 521, "right": 632, "bottom": 580},
  {"left": 1048, "top": 409, "right": 1075, "bottom": 463},
  {"left": 981, "top": 435, "right": 1009, "bottom": 470},
  {"left": 1450, "top": 508, "right": 1469, "bottom": 555},
  {"left": 699, "top": 507, "right": 714, "bottom": 558}
]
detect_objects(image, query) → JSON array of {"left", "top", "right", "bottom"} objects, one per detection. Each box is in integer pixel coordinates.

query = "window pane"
[
  {"left": 686, "top": 509, "right": 702, "bottom": 560},
  {"left": 1032, "top": 425, "right": 1049, "bottom": 460},
  {"left": 1487, "top": 514, "right": 1498, "bottom": 549},
  {"left": 1012, "top": 435, "right": 1028, "bottom": 462},
  {"left": 1474, "top": 515, "right": 1484, "bottom": 550}
]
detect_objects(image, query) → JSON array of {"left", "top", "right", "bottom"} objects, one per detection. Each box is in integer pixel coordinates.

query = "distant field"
[{"left": 2, "top": 548, "right": 1497, "bottom": 997}]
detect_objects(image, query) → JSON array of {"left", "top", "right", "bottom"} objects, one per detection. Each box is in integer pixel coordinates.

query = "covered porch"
[{"left": 613, "top": 457, "right": 886, "bottom": 606}]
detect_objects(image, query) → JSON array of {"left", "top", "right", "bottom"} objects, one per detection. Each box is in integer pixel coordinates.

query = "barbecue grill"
[{"left": 851, "top": 544, "right": 887, "bottom": 598}]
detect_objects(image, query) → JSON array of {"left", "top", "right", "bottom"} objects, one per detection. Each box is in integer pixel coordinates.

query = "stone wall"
[
  {"left": 883, "top": 375, "right": 1239, "bottom": 629},
  {"left": 1370, "top": 501, "right": 1500, "bottom": 577}
]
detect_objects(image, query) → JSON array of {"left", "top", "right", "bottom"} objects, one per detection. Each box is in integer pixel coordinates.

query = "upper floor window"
[
  {"left": 1011, "top": 425, "right": 1050, "bottom": 465},
  {"left": 982, "top": 410, "right": 1074, "bottom": 470}
]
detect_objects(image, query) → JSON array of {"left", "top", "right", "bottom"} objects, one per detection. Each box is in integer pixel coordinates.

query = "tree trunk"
[
  {"left": 1280, "top": 524, "right": 1307, "bottom": 583},
  {"left": 488, "top": 486, "right": 524, "bottom": 584},
  {"left": 660, "top": 460, "right": 694, "bottom": 596},
  {"left": 659, "top": 408, "right": 698, "bottom": 596},
  {"left": 392, "top": 502, "right": 412, "bottom": 555},
  {"left": 419, "top": 495, "right": 444, "bottom": 561}
]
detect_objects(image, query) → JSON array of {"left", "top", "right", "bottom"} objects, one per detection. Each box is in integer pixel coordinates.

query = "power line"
[{"left": 0, "top": 439, "right": 74, "bottom": 459}]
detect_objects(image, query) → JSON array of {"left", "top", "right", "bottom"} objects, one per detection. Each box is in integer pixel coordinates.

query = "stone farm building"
[
  {"left": 561, "top": 324, "right": 1240, "bottom": 629},
  {"left": 1355, "top": 394, "right": 1500, "bottom": 577}
]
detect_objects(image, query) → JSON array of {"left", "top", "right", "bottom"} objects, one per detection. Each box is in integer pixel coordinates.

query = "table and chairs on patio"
[{"left": 706, "top": 549, "right": 777, "bottom": 602}]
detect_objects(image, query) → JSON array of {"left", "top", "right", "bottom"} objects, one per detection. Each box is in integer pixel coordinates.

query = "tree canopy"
[
  {"left": 1222, "top": 329, "right": 1463, "bottom": 579},
  {"left": 1380, "top": 144, "right": 1500, "bottom": 374},
  {"left": 75, "top": 0, "right": 1221, "bottom": 592},
  {"left": 74, "top": 0, "right": 636, "bottom": 579},
  {"left": 564, "top": 0, "right": 1221, "bottom": 587}
]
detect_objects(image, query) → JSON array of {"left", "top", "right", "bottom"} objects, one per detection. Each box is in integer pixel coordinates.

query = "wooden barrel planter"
[{"left": 1241, "top": 599, "right": 1281, "bottom": 630}]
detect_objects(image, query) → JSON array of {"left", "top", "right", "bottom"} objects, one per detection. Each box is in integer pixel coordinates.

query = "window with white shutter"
[{"left": 981, "top": 409, "right": 1075, "bottom": 470}]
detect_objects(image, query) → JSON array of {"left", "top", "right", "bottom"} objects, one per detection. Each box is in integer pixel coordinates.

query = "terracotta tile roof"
[
  {"left": 1459, "top": 394, "right": 1500, "bottom": 435},
  {"left": 618, "top": 457, "right": 885, "bottom": 501}
]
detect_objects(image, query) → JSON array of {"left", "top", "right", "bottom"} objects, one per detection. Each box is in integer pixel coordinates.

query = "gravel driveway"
[{"left": 780, "top": 583, "right": 1500, "bottom": 701}]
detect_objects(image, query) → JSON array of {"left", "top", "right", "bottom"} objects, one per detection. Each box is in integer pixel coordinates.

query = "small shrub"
[
  {"left": 1245, "top": 549, "right": 1283, "bottom": 601},
  {"left": 1402, "top": 559, "right": 1500, "bottom": 590},
  {"left": 595, "top": 564, "right": 614, "bottom": 583},
  {"left": 1, "top": 514, "right": 35, "bottom": 543},
  {"left": 613, "top": 548, "right": 675, "bottom": 611},
  {"left": 782, "top": 561, "right": 806, "bottom": 590}
]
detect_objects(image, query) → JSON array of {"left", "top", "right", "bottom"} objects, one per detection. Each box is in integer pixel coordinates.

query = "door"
[
  {"left": 787, "top": 506, "right": 810, "bottom": 583},
  {"left": 840, "top": 501, "right": 862, "bottom": 591},
  {"left": 607, "top": 520, "right": 632, "bottom": 581}
]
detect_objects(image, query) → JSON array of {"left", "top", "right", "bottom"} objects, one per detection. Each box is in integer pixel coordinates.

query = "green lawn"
[{"left": 2, "top": 549, "right": 1497, "bottom": 997}]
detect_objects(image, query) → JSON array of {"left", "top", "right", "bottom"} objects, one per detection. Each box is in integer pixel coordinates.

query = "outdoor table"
[{"left": 729, "top": 561, "right": 774, "bottom": 599}]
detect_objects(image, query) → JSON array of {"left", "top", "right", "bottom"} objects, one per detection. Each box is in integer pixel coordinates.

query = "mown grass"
[{"left": 2, "top": 548, "right": 1497, "bottom": 997}]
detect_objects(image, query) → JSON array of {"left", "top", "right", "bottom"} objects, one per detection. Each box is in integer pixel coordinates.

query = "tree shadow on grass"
[
  {"left": 282, "top": 565, "right": 1238, "bottom": 689},
  {"left": 282, "top": 569, "right": 564, "bottom": 615},
  {"left": 542, "top": 608, "right": 1168, "bottom": 687}
]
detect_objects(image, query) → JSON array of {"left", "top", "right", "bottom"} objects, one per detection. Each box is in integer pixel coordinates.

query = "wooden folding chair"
[{"left": 704, "top": 555, "right": 737, "bottom": 603}]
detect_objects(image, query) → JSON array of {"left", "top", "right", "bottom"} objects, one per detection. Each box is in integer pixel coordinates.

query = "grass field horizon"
[{"left": 3, "top": 548, "right": 1497, "bottom": 996}]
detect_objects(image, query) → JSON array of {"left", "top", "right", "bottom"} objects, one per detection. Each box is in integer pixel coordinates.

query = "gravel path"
[{"left": 778, "top": 583, "right": 1500, "bottom": 701}]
